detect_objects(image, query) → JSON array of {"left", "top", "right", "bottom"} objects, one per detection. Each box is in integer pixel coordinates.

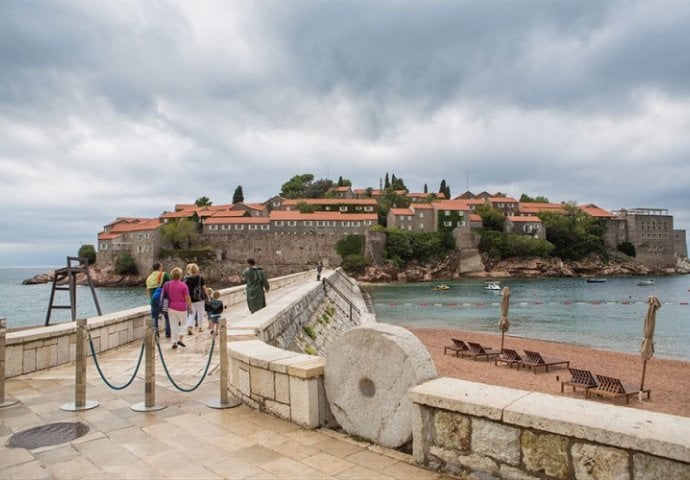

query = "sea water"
[
  {"left": 363, "top": 276, "right": 690, "bottom": 361},
  {"left": 2, "top": 267, "right": 688, "bottom": 361}
]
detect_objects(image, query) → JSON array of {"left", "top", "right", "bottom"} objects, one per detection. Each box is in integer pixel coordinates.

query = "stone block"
[
  {"left": 22, "top": 348, "right": 36, "bottom": 373},
  {"left": 457, "top": 452, "right": 499, "bottom": 475},
  {"left": 249, "top": 365, "right": 274, "bottom": 399},
  {"left": 522, "top": 430, "right": 569, "bottom": 479},
  {"left": 289, "top": 376, "right": 319, "bottom": 428},
  {"left": 275, "top": 372, "right": 290, "bottom": 404},
  {"left": 237, "top": 365, "right": 251, "bottom": 397},
  {"left": 57, "top": 335, "right": 70, "bottom": 365},
  {"left": 472, "top": 417, "right": 520, "bottom": 466},
  {"left": 434, "top": 410, "right": 470, "bottom": 452},
  {"left": 571, "top": 442, "right": 628, "bottom": 480},
  {"left": 633, "top": 453, "right": 690, "bottom": 480},
  {"left": 5, "top": 345, "right": 23, "bottom": 377},
  {"left": 108, "top": 331, "right": 119, "bottom": 350},
  {"left": 35, "top": 344, "right": 58, "bottom": 371},
  {"left": 499, "top": 465, "right": 540, "bottom": 480}
]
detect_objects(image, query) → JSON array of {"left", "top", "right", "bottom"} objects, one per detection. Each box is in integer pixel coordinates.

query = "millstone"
[{"left": 324, "top": 324, "right": 437, "bottom": 448}]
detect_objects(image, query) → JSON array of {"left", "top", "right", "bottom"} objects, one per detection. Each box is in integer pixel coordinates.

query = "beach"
[{"left": 410, "top": 327, "right": 690, "bottom": 418}]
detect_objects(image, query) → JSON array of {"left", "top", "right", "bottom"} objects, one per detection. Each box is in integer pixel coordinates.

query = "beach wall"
[
  {"left": 3, "top": 271, "right": 313, "bottom": 378},
  {"left": 409, "top": 377, "right": 690, "bottom": 479}
]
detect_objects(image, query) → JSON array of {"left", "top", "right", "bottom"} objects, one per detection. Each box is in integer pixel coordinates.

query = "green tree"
[
  {"left": 476, "top": 203, "right": 505, "bottom": 232},
  {"left": 232, "top": 186, "right": 244, "bottom": 204},
  {"left": 439, "top": 179, "right": 451, "bottom": 199},
  {"left": 520, "top": 194, "right": 550, "bottom": 203},
  {"left": 305, "top": 178, "right": 333, "bottom": 198},
  {"left": 423, "top": 183, "right": 428, "bottom": 193},
  {"left": 336, "top": 234, "right": 365, "bottom": 257},
  {"left": 537, "top": 203, "right": 606, "bottom": 260},
  {"left": 195, "top": 196, "right": 212, "bottom": 207},
  {"left": 384, "top": 173, "right": 390, "bottom": 189},
  {"left": 78, "top": 244, "right": 97, "bottom": 265},
  {"left": 114, "top": 252, "right": 138, "bottom": 275},
  {"left": 618, "top": 241, "right": 636, "bottom": 257},
  {"left": 280, "top": 174, "right": 314, "bottom": 198},
  {"left": 160, "top": 218, "right": 199, "bottom": 249},
  {"left": 377, "top": 188, "right": 411, "bottom": 226},
  {"left": 296, "top": 201, "right": 318, "bottom": 213},
  {"left": 478, "top": 230, "right": 554, "bottom": 260}
]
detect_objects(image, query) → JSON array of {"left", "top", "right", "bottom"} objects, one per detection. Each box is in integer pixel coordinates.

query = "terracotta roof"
[
  {"left": 389, "top": 208, "right": 413, "bottom": 215},
  {"left": 509, "top": 215, "right": 542, "bottom": 223},
  {"left": 578, "top": 204, "right": 614, "bottom": 218},
  {"left": 519, "top": 202, "right": 566, "bottom": 214},
  {"left": 432, "top": 200, "right": 472, "bottom": 211},
  {"left": 243, "top": 203, "right": 266, "bottom": 211},
  {"left": 209, "top": 210, "right": 249, "bottom": 218},
  {"left": 328, "top": 186, "right": 352, "bottom": 192},
  {"left": 407, "top": 192, "right": 446, "bottom": 199},
  {"left": 281, "top": 198, "right": 377, "bottom": 206},
  {"left": 204, "top": 216, "right": 270, "bottom": 225},
  {"left": 160, "top": 210, "right": 199, "bottom": 219},
  {"left": 469, "top": 214, "right": 482, "bottom": 222},
  {"left": 99, "top": 218, "right": 161, "bottom": 239},
  {"left": 269, "top": 211, "right": 378, "bottom": 221}
]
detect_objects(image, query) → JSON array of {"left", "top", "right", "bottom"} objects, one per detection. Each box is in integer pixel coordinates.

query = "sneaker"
[
  {"left": 198, "top": 327, "right": 203, "bottom": 332},
  {"left": 177, "top": 341, "right": 187, "bottom": 348},
  {"left": 187, "top": 327, "right": 193, "bottom": 335},
  {"left": 172, "top": 343, "right": 178, "bottom": 349},
  {"left": 165, "top": 334, "right": 171, "bottom": 338}
]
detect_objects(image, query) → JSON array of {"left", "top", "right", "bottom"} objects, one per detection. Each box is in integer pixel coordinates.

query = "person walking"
[
  {"left": 162, "top": 267, "right": 192, "bottom": 349},
  {"left": 316, "top": 262, "right": 323, "bottom": 281},
  {"left": 184, "top": 263, "right": 208, "bottom": 335},
  {"left": 242, "top": 258, "right": 269, "bottom": 313},
  {"left": 145, "top": 262, "right": 171, "bottom": 337}
]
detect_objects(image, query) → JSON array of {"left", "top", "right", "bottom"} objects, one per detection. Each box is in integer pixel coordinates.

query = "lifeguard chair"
[{"left": 45, "top": 256, "right": 102, "bottom": 326}]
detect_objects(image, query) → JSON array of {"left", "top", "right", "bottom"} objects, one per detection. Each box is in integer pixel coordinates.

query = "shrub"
[
  {"left": 304, "top": 346, "right": 317, "bottom": 355},
  {"left": 478, "top": 230, "right": 554, "bottom": 260},
  {"left": 303, "top": 324, "right": 317, "bottom": 340},
  {"left": 340, "top": 254, "right": 370, "bottom": 274},
  {"left": 77, "top": 244, "right": 97, "bottom": 265},
  {"left": 321, "top": 313, "right": 331, "bottom": 324},
  {"left": 336, "top": 234, "right": 364, "bottom": 257},
  {"left": 326, "top": 305, "right": 336, "bottom": 317},
  {"left": 114, "top": 252, "right": 138, "bottom": 275}
]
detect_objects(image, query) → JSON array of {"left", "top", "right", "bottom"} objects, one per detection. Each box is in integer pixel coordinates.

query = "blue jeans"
[{"left": 150, "top": 304, "right": 171, "bottom": 337}]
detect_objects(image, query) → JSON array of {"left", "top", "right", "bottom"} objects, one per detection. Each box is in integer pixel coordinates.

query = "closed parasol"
[
  {"left": 499, "top": 287, "right": 511, "bottom": 351},
  {"left": 640, "top": 295, "right": 661, "bottom": 392}
]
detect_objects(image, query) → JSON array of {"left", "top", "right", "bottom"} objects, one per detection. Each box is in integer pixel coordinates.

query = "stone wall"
[
  {"left": 409, "top": 377, "right": 690, "bottom": 479},
  {"left": 4, "top": 271, "right": 312, "bottom": 378}
]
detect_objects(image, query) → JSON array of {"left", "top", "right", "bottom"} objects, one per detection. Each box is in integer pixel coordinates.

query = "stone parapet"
[
  {"left": 228, "top": 339, "right": 326, "bottom": 428},
  {"left": 409, "top": 377, "right": 690, "bottom": 479}
]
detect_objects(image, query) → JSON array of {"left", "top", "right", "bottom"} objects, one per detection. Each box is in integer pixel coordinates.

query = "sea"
[{"left": 2, "top": 267, "right": 689, "bottom": 361}]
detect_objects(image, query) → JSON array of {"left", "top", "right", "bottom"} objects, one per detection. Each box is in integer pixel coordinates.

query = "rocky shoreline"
[{"left": 23, "top": 254, "right": 690, "bottom": 287}]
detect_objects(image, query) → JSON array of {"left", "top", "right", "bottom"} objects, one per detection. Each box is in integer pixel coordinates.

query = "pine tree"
[{"left": 232, "top": 186, "right": 244, "bottom": 204}]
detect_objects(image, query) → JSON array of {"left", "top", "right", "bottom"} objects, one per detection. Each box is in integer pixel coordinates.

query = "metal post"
[
  {"left": 61, "top": 318, "right": 99, "bottom": 411},
  {"left": 0, "top": 318, "right": 19, "bottom": 408},
  {"left": 132, "top": 321, "right": 166, "bottom": 411},
  {"left": 207, "top": 318, "right": 241, "bottom": 409}
]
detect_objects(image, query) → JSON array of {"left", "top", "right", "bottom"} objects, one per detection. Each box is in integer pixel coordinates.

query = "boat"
[
  {"left": 484, "top": 281, "right": 501, "bottom": 291},
  {"left": 637, "top": 279, "right": 655, "bottom": 286},
  {"left": 433, "top": 284, "right": 450, "bottom": 291},
  {"left": 586, "top": 278, "right": 606, "bottom": 283}
]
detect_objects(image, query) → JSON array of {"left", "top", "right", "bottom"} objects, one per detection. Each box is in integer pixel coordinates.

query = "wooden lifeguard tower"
[{"left": 45, "top": 256, "right": 102, "bottom": 326}]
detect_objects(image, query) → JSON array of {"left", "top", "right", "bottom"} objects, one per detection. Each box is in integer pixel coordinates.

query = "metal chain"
[
  {"left": 155, "top": 335, "right": 216, "bottom": 393},
  {"left": 87, "top": 332, "right": 145, "bottom": 391}
]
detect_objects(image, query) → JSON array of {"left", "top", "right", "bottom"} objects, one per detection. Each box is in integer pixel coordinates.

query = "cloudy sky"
[{"left": 1, "top": 0, "right": 689, "bottom": 267}]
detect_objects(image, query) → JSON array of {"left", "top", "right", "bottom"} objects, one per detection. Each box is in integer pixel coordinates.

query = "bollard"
[
  {"left": 207, "top": 318, "right": 241, "bottom": 409},
  {"left": 132, "top": 320, "right": 166, "bottom": 411},
  {"left": 61, "top": 318, "right": 99, "bottom": 411},
  {"left": 0, "top": 318, "right": 20, "bottom": 408}
]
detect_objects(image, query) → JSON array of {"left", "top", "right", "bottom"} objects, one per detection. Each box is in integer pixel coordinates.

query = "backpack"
[{"left": 151, "top": 286, "right": 163, "bottom": 307}]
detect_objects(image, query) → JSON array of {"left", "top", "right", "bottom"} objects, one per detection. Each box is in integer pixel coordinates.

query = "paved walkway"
[{"left": 1, "top": 280, "right": 454, "bottom": 479}]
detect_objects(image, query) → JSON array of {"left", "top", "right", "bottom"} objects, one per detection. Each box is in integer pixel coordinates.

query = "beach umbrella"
[
  {"left": 640, "top": 295, "right": 661, "bottom": 391},
  {"left": 499, "top": 287, "right": 511, "bottom": 351}
]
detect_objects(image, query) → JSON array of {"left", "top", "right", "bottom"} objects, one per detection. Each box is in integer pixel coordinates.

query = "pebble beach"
[{"left": 410, "top": 327, "right": 690, "bottom": 418}]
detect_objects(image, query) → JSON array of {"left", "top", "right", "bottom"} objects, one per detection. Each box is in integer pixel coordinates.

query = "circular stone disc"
[{"left": 324, "top": 324, "right": 437, "bottom": 448}]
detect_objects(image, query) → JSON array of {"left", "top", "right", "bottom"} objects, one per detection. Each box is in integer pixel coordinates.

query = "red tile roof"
[
  {"left": 98, "top": 218, "right": 161, "bottom": 239},
  {"left": 204, "top": 216, "right": 270, "bottom": 225},
  {"left": 578, "top": 204, "right": 614, "bottom": 218},
  {"left": 519, "top": 202, "right": 566, "bottom": 215},
  {"left": 509, "top": 215, "right": 542, "bottom": 223},
  {"left": 281, "top": 198, "right": 377, "bottom": 206},
  {"left": 269, "top": 211, "right": 378, "bottom": 221}
]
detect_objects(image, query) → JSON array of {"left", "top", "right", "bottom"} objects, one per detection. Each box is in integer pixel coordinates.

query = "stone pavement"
[{"left": 1, "top": 283, "right": 454, "bottom": 479}]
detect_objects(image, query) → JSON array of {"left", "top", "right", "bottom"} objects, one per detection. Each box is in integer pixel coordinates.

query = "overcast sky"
[{"left": 1, "top": 0, "right": 689, "bottom": 267}]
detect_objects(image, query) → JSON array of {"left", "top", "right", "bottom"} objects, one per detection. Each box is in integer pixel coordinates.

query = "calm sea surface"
[
  {"left": 363, "top": 275, "right": 690, "bottom": 361},
  {"left": 2, "top": 267, "right": 689, "bottom": 361}
]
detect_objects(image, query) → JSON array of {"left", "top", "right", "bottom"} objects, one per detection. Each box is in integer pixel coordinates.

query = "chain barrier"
[
  {"left": 155, "top": 334, "right": 216, "bottom": 393},
  {"left": 87, "top": 332, "right": 145, "bottom": 391}
]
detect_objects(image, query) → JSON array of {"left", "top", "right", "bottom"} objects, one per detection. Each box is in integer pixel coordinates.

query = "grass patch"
[{"left": 303, "top": 324, "right": 317, "bottom": 340}]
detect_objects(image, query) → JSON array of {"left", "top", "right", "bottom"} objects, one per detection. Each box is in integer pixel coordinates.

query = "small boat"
[
  {"left": 433, "top": 284, "right": 450, "bottom": 291},
  {"left": 586, "top": 278, "right": 606, "bottom": 283},
  {"left": 637, "top": 279, "right": 655, "bottom": 286},
  {"left": 484, "top": 281, "right": 501, "bottom": 291}
]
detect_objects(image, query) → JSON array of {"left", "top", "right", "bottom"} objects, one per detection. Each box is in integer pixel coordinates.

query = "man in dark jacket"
[{"left": 242, "top": 258, "right": 269, "bottom": 313}]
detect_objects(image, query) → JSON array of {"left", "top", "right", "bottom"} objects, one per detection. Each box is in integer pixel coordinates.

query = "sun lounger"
[
  {"left": 590, "top": 374, "right": 651, "bottom": 404},
  {"left": 494, "top": 348, "right": 523, "bottom": 369},
  {"left": 520, "top": 350, "right": 570, "bottom": 374},
  {"left": 444, "top": 338, "right": 469, "bottom": 357},
  {"left": 466, "top": 342, "right": 500, "bottom": 361},
  {"left": 560, "top": 368, "right": 598, "bottom": 397}
]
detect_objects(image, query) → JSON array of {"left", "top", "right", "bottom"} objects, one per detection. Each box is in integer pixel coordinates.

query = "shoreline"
[{"left": 409, "top": 327, "right": 690, "bottom": 418}]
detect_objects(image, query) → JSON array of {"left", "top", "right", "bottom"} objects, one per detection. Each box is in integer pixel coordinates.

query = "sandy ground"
[{"left": 409, "top": 327, "right": 690, "bottom": 418}]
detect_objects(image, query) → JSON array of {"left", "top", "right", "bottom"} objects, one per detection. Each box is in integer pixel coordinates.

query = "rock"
[{"left": 324, "top": 324, "right": 437, "bottom": 448}]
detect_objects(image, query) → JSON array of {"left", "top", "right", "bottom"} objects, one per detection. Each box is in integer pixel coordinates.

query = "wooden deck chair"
[
  {"left": 590, "top": 375, "right": 651, "bottom": 404},
  {"left": 520, "top": 350, "right": 570, "bottom": 374},
  {"left": 494, "top": 348, "right": 523, "bottom": 369},
  {"left": 560, "top": 368, "right": 599, "bottom": 398},
  {"left": 444, "top": 338, "right": 469, "bottom": 357},
  {"left": 466, "top": 342, "right": 500, "bottom": 361}
]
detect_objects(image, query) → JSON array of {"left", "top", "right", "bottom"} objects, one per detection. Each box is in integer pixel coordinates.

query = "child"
[{"left": 206, "top": 290, "right": 224, "bottom": 334}]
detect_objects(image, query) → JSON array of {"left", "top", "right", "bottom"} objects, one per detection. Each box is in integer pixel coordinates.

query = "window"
[
  {"left": 235, "top": 225, "right": 244, "bottom": 230},
  {"left": 443, "top": 221, "right": 453, "bottom": 227},
  {"left": 275, "top": 221, "right": 284, "bottom": 226},
  {"left": 419, "top": 212, "right": 424, "bottom": 218},
  {"left": 100, "top": 243, "right": 108, "bottom": 250},
  {"left": 304, "top": 221, "right": 313, "bottom": 226},
  {"left": 444, "top": 210, "right": 451, "bottom": 216},
  {"left": 365, "top": 206, "right": 373, "bottom": 212},
  {"left": 339, "top": 206, "right": 347, "bottom": 212},
  {"left": 288, "top": 221, "right": 297, "bottom": 227}
]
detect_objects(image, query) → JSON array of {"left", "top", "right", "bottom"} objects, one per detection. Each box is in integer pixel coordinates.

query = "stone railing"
[
  {"left": 4, "top": 270, "right": 313, "bottom": 378},
  {"left": 409, "top": 377, "right": 690, "bottom": 479}
]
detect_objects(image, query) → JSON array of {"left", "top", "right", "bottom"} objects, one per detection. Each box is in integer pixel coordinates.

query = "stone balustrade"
[{"left": 409, "top": 377, "right": 690, "bottom": 479}]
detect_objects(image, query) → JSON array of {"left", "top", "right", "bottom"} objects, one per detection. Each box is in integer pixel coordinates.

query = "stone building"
[
  {"left": 97, "top": 218, "right": 162, "bottom": 273},
  {"left": 611, "top": 208, "right": 677, "bottom": 268}
]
